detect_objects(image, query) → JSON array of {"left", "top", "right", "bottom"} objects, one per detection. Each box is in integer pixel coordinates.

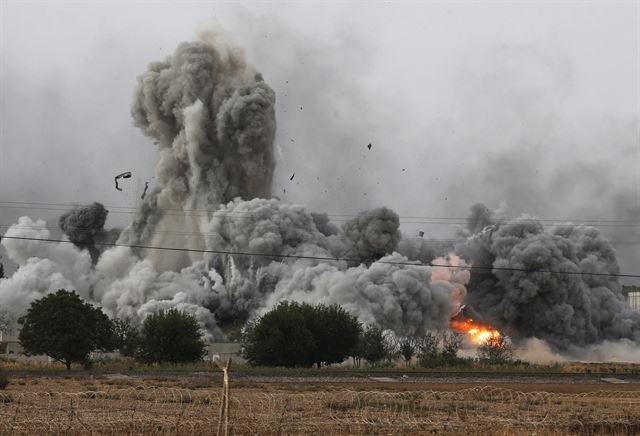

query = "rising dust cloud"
[{"left": 1, "top": 31, "right": 638, "bottom": 361}]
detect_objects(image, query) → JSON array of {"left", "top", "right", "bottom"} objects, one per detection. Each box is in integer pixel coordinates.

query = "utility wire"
[
  {"left": 3, "top": 223, "right": 640, "bottom": 244},
  {"left": 2, "top": 234, "right": 638, "bottom": 279},
  {"left": 1, "top": 200, "right": 640, "bottom": 226}
]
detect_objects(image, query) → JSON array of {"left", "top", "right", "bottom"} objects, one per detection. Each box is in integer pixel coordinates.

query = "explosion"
[
  {"left": 1, "top": 30, "right": 639, "bottom": 360},
  {"left": 450, "top": 318, "right": 501, "bottom": 345}
]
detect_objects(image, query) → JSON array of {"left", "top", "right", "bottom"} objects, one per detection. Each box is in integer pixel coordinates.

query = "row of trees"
[
  {"left": 18, "top": 290, "right": 207, "bottom": 369},
  {"left": 13, "top": 290, "right": 513, "bottom": 370},
  {"left": 242, "top": 302, "right": 514, "bottom": 368}
]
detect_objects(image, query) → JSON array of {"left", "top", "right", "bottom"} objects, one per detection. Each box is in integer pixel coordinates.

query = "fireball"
[{"left": 450, "top": 318, "right": 501, "bottom": 345}]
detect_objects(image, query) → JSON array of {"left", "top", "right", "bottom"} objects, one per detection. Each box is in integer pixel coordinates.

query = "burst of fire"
[{"left": 450, "top": 318, "right": 501, "bottom": 345}]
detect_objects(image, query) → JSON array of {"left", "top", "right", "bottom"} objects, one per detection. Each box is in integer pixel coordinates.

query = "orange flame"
[{"left": 450, "top": 318, "right": 501, "bottom": 345}]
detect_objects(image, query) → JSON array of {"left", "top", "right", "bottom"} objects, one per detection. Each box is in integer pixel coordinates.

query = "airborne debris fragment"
[
  {"left": 367, "top": 143, "right": 372, "bottom": 150},
  {"left": 141, "top": 182, "right": 149, "bottom": 199},
  {"left": 418, "top": 231, "right": 424, "bottom": 237},
  {"left": 290, "top": 173, "right": 295, "bottom": 181},
  {"left": 114, "top": 172, "right": 132, "bottom": 191}
]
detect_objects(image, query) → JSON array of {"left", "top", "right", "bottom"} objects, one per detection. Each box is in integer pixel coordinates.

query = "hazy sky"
[{"left": 1, "top": 1, "right": 639, "bottom": 273}]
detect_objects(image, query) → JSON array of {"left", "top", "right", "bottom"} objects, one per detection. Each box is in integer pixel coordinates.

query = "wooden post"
[{"left": 216, "top": 357, "right": 232, "bottom": 436}]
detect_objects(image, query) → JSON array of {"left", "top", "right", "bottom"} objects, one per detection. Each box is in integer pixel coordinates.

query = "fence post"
[{"left": 216, "top": 357, "right": 232, "bottom": 436}]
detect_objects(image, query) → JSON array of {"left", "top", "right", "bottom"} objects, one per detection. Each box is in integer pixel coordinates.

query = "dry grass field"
[{"left": 1, "top": 373, "right": 640, "bottom": 435}]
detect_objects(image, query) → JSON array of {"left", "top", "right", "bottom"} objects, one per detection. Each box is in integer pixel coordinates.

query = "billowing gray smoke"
[
  {"left": 58, "top": 202, "right": 118, "bottom": 262},
  {"left": 457, "top": 203, "right": 640, "bottom": 352},
  {"left": 343, "top": 207, "right": 401, "bottom": 261},
  {"left": 122, "top": 34, "right": 276, "bottom": 271},
  {"left": 0, "top": 33, "right": 466, "bottom": 341},
  {"left": 1, "top": 32, "right": 639, "bottom": 360}
]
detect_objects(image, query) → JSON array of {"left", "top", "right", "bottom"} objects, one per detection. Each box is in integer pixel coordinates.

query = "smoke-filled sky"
[{"left": 0, "top": 2, "right": 639, "bottom": 272}]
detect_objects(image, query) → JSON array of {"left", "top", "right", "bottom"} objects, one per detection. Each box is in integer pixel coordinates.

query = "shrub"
[
  {"left": 416, "top": 332, "right": 439, "bottom": 367},
  {"left": 477, "top": 335, "right": 514, "bottom": 364},
  {"left": 137, "top": 309, "right": 207, "bottom": 364},
  {"left": 243, "top": 302, "right": 362, "bottom": 368},
  {"left": 359, "top": 325, "right": 391, "bottom": 366}
]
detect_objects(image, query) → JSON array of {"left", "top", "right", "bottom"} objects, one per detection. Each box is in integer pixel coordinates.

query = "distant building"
[
  {"left": 622, "top": 286, "right": 640, "bottom": 311},
  {"left": 207, "top": 342, "right": 244, "bottom": 364},
  {"left": 628, "top": 292, "right": 640, "bottom": 311},
  {"left": 0, "top": 331, "right": 23, "bottom": 355}
]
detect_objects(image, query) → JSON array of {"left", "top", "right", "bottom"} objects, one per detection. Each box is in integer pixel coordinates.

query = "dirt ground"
[{"left": 2, "top": 373, "right": 640, "bottom": 435}]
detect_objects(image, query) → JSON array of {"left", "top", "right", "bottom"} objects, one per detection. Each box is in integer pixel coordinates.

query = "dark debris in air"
[{"left": 114, "top": 172, "right": 132, "bottom": 191}]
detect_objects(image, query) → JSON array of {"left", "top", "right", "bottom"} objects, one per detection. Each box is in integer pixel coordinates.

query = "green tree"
[
  {"left": 112, "top": 319, "right": 140, "bottom": 358},
  {"left": 416, "top": 331, "right": 439, "bottom": 367},
  {"left": 303, "top": 304, "right": 362, "bottom": 368},
  {"left": 242, "top": 303, "right": 315, "bottom": 367},
  {"left": 398, "top": 337, "right": 416, "bottom": 367},
  {"left": 242, "top": 302, "right": 362, "bottom": 368},
  {"left": 360, "top": 325, "right": 389, "bottom": 366},
  {"left": 477, "top": 335, "right": 513, "bottom": 364},
  {"left": 18, "top": 289, "right": 116, "bottom": 370},
  {"left": 441, "top": 331, "right": 463, "bottom": 361},
  {"left": 137, "top": 309, "right": 207, "bottom": 364}
]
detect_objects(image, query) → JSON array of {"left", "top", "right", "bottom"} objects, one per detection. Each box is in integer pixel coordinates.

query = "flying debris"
[
  {"left": 114, "top": 172, "right": 132, "bottom": 191},
  {"left": 141, "top": 182, "right": 149, "bottom": 199},
  {"left": 3, "top": 32, "right": 640, "bottom": 361}
]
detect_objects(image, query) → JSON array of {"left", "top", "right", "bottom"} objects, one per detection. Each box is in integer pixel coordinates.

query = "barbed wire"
[{"left": 1, "top": 386, "right": 639, "bottom": 435}]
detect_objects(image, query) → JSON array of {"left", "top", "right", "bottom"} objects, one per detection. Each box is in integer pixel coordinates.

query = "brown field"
[{"left": 2, "top": 373, "right": 640, "bottom": 435}]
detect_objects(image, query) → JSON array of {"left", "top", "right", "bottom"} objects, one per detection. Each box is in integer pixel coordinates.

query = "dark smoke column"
[
  {"left": 122, "top": 35, "right": 277, "bottom": 269},
  {"left": 58, "top": 202, "right": 109, "bottom": 263},
  {"left": 456, "top": 203, "right": 640, "bottom": 351},
  {"left": 343, "top": 207, "right": 401, "bottom": 262}
]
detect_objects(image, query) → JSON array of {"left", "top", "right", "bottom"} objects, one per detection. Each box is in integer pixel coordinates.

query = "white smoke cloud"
[{"left": 262, "top": 253, "right": 459, "bottom": 336}]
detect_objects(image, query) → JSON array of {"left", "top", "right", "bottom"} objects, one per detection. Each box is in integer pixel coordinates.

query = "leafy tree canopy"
[
  {"left": 359, "top": 325, "right": 390, "bottom": 365},
  {"left": 18, "top": 289, "right": 116, "bottom": 370},
  {"left": 477, "top": 335, "right": 514, "bottom": 364},
  {"left": 112, "top": 319, "right": 141, "bottom": 358},
  {"left": 137, "top": 309, "right": 207, "bottom": 364},
  {"left": 242, "top": 301, "right": 362, "bottom": 368}
]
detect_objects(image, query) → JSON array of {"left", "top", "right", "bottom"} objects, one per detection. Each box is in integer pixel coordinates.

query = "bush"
[
  {"left": 112, "top": 319, "right": 140, "bottom": 357},
  {"left": 359, "top": 325, "right": 392, "bottom": 366},
  {"left": 398, "top": 337, "right": 416, "bottom": 367},
  {"left": 417, "top": 331, "right": 466, "bottom": 368},
  {"left": 477, "top": 335, "right": 514, "bottom": 364},
  {"left": 416, "top": 332, "right": 439, "bottom": 367},
  {"left": 137, "top": 309, "right": 207, "bottom": 364},
  {"left": 441, "top": 331, "right": 463, "bottom": 361},
  {"left": 242, "top": 302, "right": 362, "bottom": 368}
]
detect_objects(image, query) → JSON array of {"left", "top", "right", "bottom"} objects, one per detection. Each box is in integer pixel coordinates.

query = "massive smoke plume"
[
  {"left": 1, "top": 32, "right": 639, "bottom": 360},
  {"left": 122, "top": 35, "right": 276, "bottom": 271},
  {"left": 457, "top": 203, "right": 640, "bottom": 352}
]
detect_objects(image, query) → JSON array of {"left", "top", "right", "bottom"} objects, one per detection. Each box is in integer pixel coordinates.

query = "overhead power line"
[
  {"left": 2, "top": 234, "right": 639, "bottom": 279},
  {"left": 3, "top": 222, "right": 640, "bottom": 245},
  {"left": 1, "top": 200, "right": 640, "bottom": 226}
]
